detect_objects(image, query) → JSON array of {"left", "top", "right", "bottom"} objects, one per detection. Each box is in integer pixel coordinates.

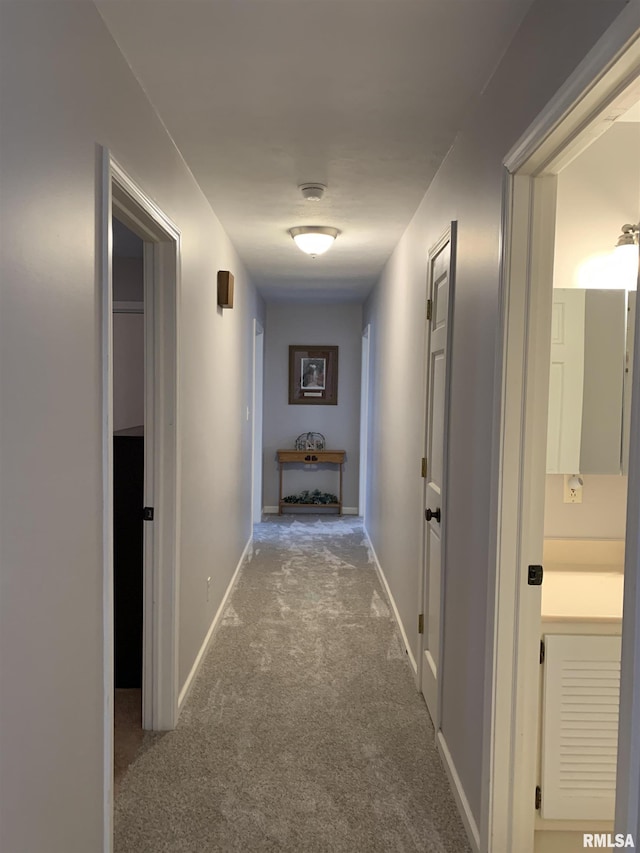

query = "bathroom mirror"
[{"left": 546, "top": 288, "right": 631, "bottom": 474}]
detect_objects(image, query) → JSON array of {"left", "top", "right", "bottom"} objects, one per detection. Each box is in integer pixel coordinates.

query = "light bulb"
[
  {"left": 288, "top": 226, "right": 339, "bottom": 257},
  {"left": 613, "top": 242, "right": 639, "bottom": 291}
]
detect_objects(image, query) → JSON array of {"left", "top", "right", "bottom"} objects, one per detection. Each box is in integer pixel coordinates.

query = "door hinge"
[
  {"left": 421, "top": 457, "right": 428, "bottom": 478},
  {"left": 418, "top": 613, "right": 424, "bottom": 635},
  {"left": 535, "top": 785, "right": 542, "bottom": 810},
  {"left": 540, "top": 640, "right": 545, "bottom": 664},
  {"left": 142, "top": 507, "right": 155, "bottom": 521},
  {"left": 528, "top": 564, "right": 543, "bottom": 585},
  {"left": 426, "top": 299, "right": 433, "bottom": 321}
]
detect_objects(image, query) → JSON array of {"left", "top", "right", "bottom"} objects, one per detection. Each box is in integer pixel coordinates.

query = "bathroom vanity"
[{"left": 537, "top": 540, "right": 623, "bottom": 828}]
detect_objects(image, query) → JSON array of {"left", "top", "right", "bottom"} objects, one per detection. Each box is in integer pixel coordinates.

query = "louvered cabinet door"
[{"left": 541, "top": 634, "right": 621, "bottom": 820}]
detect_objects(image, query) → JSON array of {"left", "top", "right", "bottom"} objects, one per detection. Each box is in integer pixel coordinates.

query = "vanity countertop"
[{"left": 541, "top": 568, "right": 624, "bottom": 622}]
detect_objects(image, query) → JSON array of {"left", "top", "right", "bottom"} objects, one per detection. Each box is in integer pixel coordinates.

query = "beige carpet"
[{"left": 114, "top": 516, "right": 472, "bottom": 852}]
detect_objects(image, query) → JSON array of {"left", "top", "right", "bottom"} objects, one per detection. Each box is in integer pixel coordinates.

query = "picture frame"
[{"left": 288, "top": 345, "right": 338, "bottom": 405}]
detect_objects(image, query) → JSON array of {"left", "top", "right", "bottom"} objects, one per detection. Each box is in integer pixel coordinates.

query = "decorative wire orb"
[{"left": 295, "top": 432, "right": 326, "bottom": 451}]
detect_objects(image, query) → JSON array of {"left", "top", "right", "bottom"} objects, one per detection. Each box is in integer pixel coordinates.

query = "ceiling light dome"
[{"left": 289, "top": 226, "right": 339, "bottom": 257}]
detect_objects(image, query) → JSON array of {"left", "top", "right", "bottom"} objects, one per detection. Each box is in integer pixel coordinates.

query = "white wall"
[
  {"left": 113, "top": 257, "right": 144, "bottom": 432},
  {"left": 544, "top": 474, "right": 628, "bottom": 540},
  {"left": 0, "top": 4, "right": 264, "bottom": 852},
  {"left": 113, "top": 313, "right": 144, "bottom": 431},
  {"left": 113, "top": 255, "right": 143, "bottom": 301},
  {"left": 262, "top": 303, "right": 362, "bottom": 510},
  {"left": 362, "top": 0, "right": 629, "bottom": 832}
]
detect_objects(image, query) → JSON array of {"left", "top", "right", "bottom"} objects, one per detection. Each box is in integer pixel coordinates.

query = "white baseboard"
[
  {"left": 263, "top": 506, "right": 359, "bottom": 515},
  {"left": 437, "top": 731, "right": 480, "bottom": 852},
  {"left": 363, "top": 526, "right": 417, "bottom": 674},
  {"left": 178, "top": 535, "right": 253, "bottom": 709}
]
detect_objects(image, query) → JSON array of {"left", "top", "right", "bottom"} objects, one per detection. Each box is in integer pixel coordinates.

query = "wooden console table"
[{"left": 277, "top": 449, "right": 346, "bottom": 515}]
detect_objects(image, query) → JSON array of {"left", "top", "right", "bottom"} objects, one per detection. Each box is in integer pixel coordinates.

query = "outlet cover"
[{"left": 563, "top": 474, "right": 583, "bottom": 504}]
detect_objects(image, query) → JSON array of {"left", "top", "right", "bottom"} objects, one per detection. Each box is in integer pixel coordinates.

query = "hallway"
[{"left": 114, "top": 516, "right": 471, "bottom": 852}]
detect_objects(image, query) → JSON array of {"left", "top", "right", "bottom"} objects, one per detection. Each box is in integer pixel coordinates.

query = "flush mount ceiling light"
[{"left": 289, "top": 226, "right": 340, "bottom": 258}]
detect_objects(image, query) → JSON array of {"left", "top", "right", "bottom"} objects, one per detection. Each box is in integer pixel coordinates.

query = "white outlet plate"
[
  {"left": 563, "top": 474, "right": 583, "bottom": 504},
  {"left": 206, "top": 576, "right": 212, "bottom": 601}
]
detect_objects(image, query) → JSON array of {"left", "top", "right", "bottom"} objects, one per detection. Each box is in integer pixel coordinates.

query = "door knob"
[{"left": 425, "top": 507, "right": 441, "bottom": 523}]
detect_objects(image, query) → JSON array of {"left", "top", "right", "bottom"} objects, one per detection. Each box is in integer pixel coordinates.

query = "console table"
[{"left": 277, "top": 449, "right": 346, "bottom": 515}]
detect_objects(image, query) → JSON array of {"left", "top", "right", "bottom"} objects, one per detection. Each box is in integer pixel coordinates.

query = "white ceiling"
[{"left": 97, "top": 0, "right": 533, "bottom": 302}]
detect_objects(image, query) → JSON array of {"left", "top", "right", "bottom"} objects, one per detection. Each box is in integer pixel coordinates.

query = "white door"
[
  {"left": 359, "top": 325, "right": 371, "bottom": 518},
  {"left": 421, "top": 225, "right": 456, "bottom": 724}
]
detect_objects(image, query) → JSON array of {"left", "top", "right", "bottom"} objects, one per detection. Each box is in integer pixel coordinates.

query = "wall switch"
[
  {"left": 563, "top": 473, "right": 583, "bottom": 504},
  {"left": 207, "top": 576, "right": 212, "bottom": 601},
  {"left": 246, "top": 406, "right": 250, "bottom": 421}
]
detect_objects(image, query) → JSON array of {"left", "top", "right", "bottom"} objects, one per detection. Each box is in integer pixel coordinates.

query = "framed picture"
[{"left": 289, "top": 345, "right": 338, "bottom": 405}]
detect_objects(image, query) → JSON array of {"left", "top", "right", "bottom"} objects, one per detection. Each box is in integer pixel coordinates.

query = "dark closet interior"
[{"left": 114, "top": 425, "right": 144, "bottom": 687}]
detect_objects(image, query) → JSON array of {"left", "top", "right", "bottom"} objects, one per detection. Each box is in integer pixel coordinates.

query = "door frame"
[
  {"left": 483, "top": 15, "right": 640, "bottom": 852},
  {"left": 251, "top": 319, "right": 264, "bottom": 524},
  {"left": 100, "top": 150, "right": 181, "bottom": 851},
  {"left": 417, "top": 222, "right": 457, "bottom": 731},
  {"left": 359, "top": 324, "right": 371, "bottom": 519}
]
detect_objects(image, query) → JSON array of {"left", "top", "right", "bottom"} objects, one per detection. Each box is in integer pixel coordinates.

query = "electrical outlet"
[
  {"left": 563, "top": 473, "right": 583, "bottom": 504},
  {"left": 207, "top": 576, "right": 212, "bottom": 601}
]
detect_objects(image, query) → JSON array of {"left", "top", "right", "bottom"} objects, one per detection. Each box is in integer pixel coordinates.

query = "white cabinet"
[{"left": 540, "top": 633, "right": 621, "bottom": 821}]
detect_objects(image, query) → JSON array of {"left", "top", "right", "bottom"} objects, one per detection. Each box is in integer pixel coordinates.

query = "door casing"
[{"left": 100, "top": 150, "right": 181, "bottom": 852}]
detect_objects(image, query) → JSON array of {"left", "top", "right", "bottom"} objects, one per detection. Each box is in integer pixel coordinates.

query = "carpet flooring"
[{"left": 114, "top": 516, "right": 472, "bottom": 852}]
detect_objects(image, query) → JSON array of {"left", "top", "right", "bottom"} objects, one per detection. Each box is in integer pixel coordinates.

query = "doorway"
[
  {"left": 112, "top": 217, "right": 145, "bottom": 795},
  {"left": 359, "top": 324, "right": 371, "bottom": 519},
  {"left": 536, "top": 105, "right": 638, "bottom": 851},
  {"left": 100, "top": 151, "right": 181, "bottom": 846},
  {"left": 485, "top": 28, "right": 640, "bottom": 853},
  {"left": 252, "top": 319, "right": 264, "bottom": 524}
]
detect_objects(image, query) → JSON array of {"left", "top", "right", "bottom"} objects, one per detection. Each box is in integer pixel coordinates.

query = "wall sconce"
[
  {"left": 217, "top": 270, "right": 234, "bottom": 308},
  {"left": 288, "top": 226, "right": 340, "bottom": 258},
  {"left": 614, "top": 223, "right": 639, "bottom": 289},
  {"left": 616, "top": 223, "right": 640, "bottom": 250}
]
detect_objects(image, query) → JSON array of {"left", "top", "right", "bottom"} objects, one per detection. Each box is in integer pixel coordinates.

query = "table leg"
[
  {"left": 279, "top": 462, "right": 283, "bottom": 515},
  {"left": 339, "top": 462, "right": 343, "bottom": 516}
]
